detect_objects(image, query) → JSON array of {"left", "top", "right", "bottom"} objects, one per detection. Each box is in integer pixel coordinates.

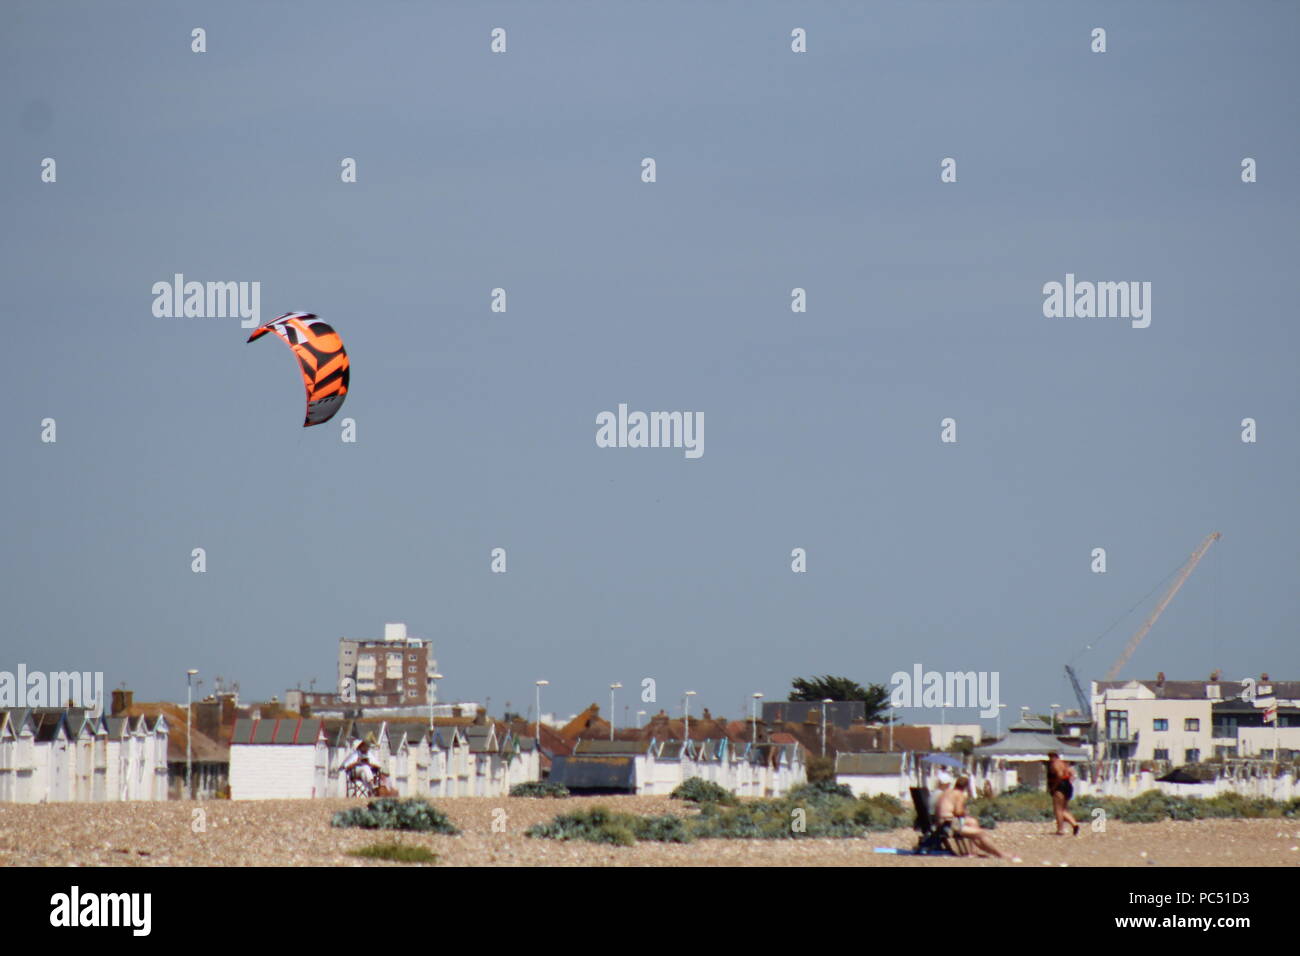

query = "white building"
[
  {"left": 229, "top": 717, "right": 329, "bottom": 800},
  {"left": 0, "top": 710, "right": 37, "bottom": 803},
  {"left": 1092, "top": 677, "right": 1300, "bottom": 764},
  {"left": 0, "top": 709, "right": 167, "bottom": 804},
  {"left": 835, "top": 752, "right": 907, "bottom": 798}
]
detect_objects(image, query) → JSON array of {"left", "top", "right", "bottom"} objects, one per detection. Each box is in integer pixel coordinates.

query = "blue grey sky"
[{"left": 4, "top": 1, "right": 1297, "bottom": 727}]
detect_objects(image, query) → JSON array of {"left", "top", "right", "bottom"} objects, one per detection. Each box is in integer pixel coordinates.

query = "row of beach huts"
[{"left": 0, "top": 708, "right": 810, "bottom": 802}]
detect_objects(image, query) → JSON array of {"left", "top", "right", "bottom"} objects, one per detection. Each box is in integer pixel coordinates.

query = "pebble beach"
[{"left": 2, "top": 796, "right": 1297, "bottom": 867}]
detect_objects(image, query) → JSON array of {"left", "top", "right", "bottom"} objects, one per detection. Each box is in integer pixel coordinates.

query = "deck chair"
[{"left": 909, "top": 787, "right": 969, "bottom": 856}]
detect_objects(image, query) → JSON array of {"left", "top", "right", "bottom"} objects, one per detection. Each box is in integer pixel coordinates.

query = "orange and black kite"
[{"left": 247, "top": 312, "right": 350, "bottom": 426}]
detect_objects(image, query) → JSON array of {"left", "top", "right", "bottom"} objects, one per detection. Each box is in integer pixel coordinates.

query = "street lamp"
[
  {"left": 185, "top": 669, "right": 198, "bottom": 800},
  {"left": 996, "top": 703, "right": 1007, "bottom": 739},
  {"left": 821, "top": 698, "right": 833, "bottom": 757},
  {"left": 428, "top": 672, "right": 443, "bottom": 733},
  {"left": 684, "top": 691, "right": 697, "bottom": 743},
  {"left": 1050, "top": 703, "right": 1060, "bottom": 735},
  {"left": 535, "top": 680, "right": 548, "bottom": 746},
  {"left": 609, "top": 682, "right": 622, "bottom": 741},
  {"left": 751, "top": 692, "right": 763, "bottom": 746},
  {"left": 941, "top": 698, "right": 953, "bottom": 751}
]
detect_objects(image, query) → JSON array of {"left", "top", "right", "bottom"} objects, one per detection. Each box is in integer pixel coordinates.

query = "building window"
[
  {"left": 1185, "top": 749, "right": 1200, "bottom": 763},
  {"left": 1106, "top": 710, "right": 1129, "bottom": 740},
  {"left": 1153, "top": 748, "right": 1169, "bottom": 761},
  {"left": 1153, "top": 718, "right": 1168, "bottom": 732},
  {"left": 1184, "top": 718, "right": 1200, "bottom": 732},
  {"left": 1214, "top": 716, "right": 1239, "bottom": 738}
]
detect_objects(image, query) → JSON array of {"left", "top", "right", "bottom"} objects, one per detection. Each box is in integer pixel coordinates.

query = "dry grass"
[{"left": 1, "top": 795, "right": 1297, "bottom": 866}]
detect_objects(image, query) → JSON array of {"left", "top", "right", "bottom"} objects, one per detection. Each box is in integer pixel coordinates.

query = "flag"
[{"left": 1258, "top": 697, "right": 1278, "bottom": 724}]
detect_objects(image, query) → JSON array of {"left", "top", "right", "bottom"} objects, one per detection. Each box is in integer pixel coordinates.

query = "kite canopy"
[{"left": 247, "top": 312, "right": 349, "bottom": 426}]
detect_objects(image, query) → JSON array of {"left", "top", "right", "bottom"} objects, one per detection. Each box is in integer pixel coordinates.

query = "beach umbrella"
[{"left": 921, "top": 753, "right": 964, "bottom": 770}]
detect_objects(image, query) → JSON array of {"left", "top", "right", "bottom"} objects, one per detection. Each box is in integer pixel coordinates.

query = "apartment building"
[
  {"left": 1092, "top": 674, "right": 1300, "bottom": 763},
  {"left": 291, "top": 622, "right": 442, "bottom": 712}
]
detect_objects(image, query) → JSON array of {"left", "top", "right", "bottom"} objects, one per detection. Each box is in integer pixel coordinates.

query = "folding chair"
[{"left": 909, "top": 787, "right": 969, "bottom": 856}]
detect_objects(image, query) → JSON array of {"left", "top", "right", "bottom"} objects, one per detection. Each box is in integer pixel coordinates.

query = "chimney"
[
  {"left": 194, "top": 700, "right": 221, "bottom": 740},
  {"left": 1261, "top": 672, "right": 1270, "bottom": 681},
  {"left": 111, "top": 689, "right": 133, "bottom": 716},
  {"left": 1209, "top": 669, "right": 1221, "bottom": 681},
  {"left": 1155, "top": 672, "right": 1165, "bottom": 689}
]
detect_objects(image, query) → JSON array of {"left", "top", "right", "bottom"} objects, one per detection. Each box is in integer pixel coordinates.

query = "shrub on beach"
[
  {"left": 670, "top": 778, "right": 738, "bottom": 805},
  {"left": 509, "top": 780, "right": 571, "bottom": 798},
  {"left": 524, "top": 806, "right": 693, "bottom": 846},
  {"left": 331, "top": 797, "right": 460, "bottom": 833}
]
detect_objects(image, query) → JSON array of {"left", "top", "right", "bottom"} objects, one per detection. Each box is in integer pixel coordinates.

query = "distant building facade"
[{"left": 1092, "top": 676, "right": 1300, "bottom": 763}]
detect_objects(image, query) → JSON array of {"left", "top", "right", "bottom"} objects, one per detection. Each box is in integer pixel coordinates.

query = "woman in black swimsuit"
[{"left": 1046, "top": 751, "right": 1079, "bottom": 836}]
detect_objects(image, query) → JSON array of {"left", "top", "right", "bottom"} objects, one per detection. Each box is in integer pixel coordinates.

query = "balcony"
[{"left": 1105, "top": 729, "right": 1139, "bottom": 744}]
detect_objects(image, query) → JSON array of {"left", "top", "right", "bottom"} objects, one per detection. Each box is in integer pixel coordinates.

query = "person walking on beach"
[{"left": 1046, "top": 751, "right": 1079, "bottom": 836}]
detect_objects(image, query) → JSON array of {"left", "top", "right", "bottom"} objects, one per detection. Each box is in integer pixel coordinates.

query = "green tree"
[
  {"left": 789, "top": 675, "right": 892, "bottom": 722},
  {"left": 804, "top": 755, "right": 835, "bottom": 783}
]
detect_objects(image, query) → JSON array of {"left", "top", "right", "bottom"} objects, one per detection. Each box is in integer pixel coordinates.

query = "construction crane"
[
  {"left": 1064, "top": 664, "right": 1090, "bottom": 716},
  {"left": 1103, "top": 531, "right": 1221, "bottom": 681},
  {"left": 1060, "top": 532, "right": 1220, "bottom": 757}
]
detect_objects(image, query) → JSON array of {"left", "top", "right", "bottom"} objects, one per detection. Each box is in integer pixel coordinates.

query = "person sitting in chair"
[
  {"left": 337, "top": 738, "right": 378, "bottom": 791},
  {"left": 935, "top": 776, "right": 1005, "bottom": 859}
]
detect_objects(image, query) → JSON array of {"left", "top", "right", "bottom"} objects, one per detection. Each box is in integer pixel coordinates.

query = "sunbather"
[{"left": 935, "top": 776, "right": 1005, "bottom": 859}]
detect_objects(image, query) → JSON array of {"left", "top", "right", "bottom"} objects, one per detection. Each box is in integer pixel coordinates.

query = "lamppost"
[
  {"left": 751, "top": 692, "right": 763, "bottom": 746},
  {"left": 609, "top": 682, "right": 622, "bottom": 741},
  {"left": 821, "top": 698, "right": 833, "bottom": 757},
  {"left": 637, "top": 710, "right": 646, "bottom": 729},
  {"left": 889, "top": 698, "right": 894, "bottom": 752},
  {"left": 941, "top": 698, "right": 953, "bottom": 751},
  {"left": 428, "top": 672, "right": 443, "bottom": 733},
  {"left": 1050, "top": 703, "right": 1061, "bottom": 735},
  {"left": 684, "top": 690, "right": 696, "bottom": 743},
  {"left": 535, "top": 680, "right": 548, "bottom": 746},
  {"left": 185, "top": 669, "right": 198, "bottom": 800},
  {"left": 996, "top": 702, "right": 1007, "bottom": 739}
]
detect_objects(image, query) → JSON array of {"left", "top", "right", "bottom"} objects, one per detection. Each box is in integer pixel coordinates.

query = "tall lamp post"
[
  {"left": 1050, "top": 703, "right": 1061, "bottom": 735},
  {"left": 821, "top": 698, "right": 833, "bottom": 756},
  {"left": 185, "top": 669, "right": 198, "bottom": 800},
  {"left": 684, "top": 690, "right": 697, "bottom": 744},
  {"left": 428, "top": 672, "right": 443, "bottom": 733},
  {"left": 996, "top": 702, "right": 1007, "bottom": 739},
  {"left": 751, "top": 692, "right": 763, "bottom": 746},
  {"left": 941, "top": 698, "right": 953, "bottom": 751},
  {"left": 609, "top": 682, "right": 622, "bottom": 741},
  {"left": 534, "top": 680, "right": 548, "bottom": 746}
]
